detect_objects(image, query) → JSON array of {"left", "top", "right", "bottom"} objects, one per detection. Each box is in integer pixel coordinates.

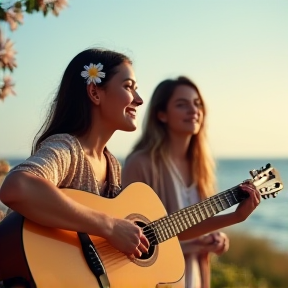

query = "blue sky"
[{"left": 0, "top": 0, "right": 287, "bottom": 159}]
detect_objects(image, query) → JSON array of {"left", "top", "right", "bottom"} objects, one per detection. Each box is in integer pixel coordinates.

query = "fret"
[
  {"left": 211, "top": 196, "right": 220, "bottom": 213},
  {"left": 168, "top": 217, "right": 176, "bottom": 237},
  {"left": 224, "top": 193, "right": 232, "bottom": 207},
  {"left": 187, "top": 208, "right": 199, "bottom": 224},
  {"left": 174, "top": 212, "right": 184, "bottom": 232},
  {"left": 164, "top": 217, "right": 174, "bottom": 239},
  {"left": 230, "top": 189, "right": 239, "bottom": 205},
  {"left": 178, "top": 212, "right": 186, "bottom": 232},
  {"left": 162, "top": 217, "right": 173, "bottom": 239},
  {"left": 187, "top": 209, "right": 197, "bottom": 225},
  {"left": 218, "top": 194, "right": 225, "bottom": 211},
  {"left": 180, "top": 213, "right": 188, "bottom": 230},
  {"left": 196, "top": 203, "right": 204, "bottom": 221},
  {"left": 158, "top": 218, "right": 170, "bottom": 241},
  {"left": 208, "top": 199, "right": 216, "bottom": 214},
  {"left": 231, "top": 189, "right": 238, "bottom": 202},
  {"left": 191, "top": 205, "right": 199, "bottom": 223},
  {"left": 154, "top": 224, "right": 164, "bottom": 243},
  {"left": 167, "top": 217, "right": 177, "bottom": 236},
  {"left": 173, "top": 213, "right": 182, "bottom": 234},
  {"left": 202, "top": 201, "right": 212, "bottom": 218},
  {"left": 200, "top": 203, "right": 208, "bottom": 219},
  {"left": 182, "top": 210, "right": 191, "bottom": 228},
  {"left": 173, "top": 217, "right": 181, "bottom": 234},
  {"left": 183, "top": 210, "right": 193, "bottom": 226},
  {"left": 206, "top": 201, "right": 214, "bottom": 216}
]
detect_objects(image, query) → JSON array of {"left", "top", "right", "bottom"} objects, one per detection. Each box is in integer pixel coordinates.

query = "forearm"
[
  {"left": 178, "top": 213, "right": 240, "bottom": 241},
  {"left": 0, "top": 171, "right": 112, "bottom": 238}
]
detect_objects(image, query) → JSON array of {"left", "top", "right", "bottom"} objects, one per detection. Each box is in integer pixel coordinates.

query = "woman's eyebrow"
[
  {"left": 123, "top": 78, "right": 138, "bottom": 89},
  {"left": 174, "top": 98, "right": 189, "bottom": 102},
  {"left": 123, "top": 77, "right": 137, "bottom": 84}
]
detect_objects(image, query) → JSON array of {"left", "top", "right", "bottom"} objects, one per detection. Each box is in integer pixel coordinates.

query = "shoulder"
[
  {"left": 41, "top": 133, "right": 77, "bottom": 145},
  {"left": 124, "top": 150, "right": 151, "bottom": 167},
  {"left": 39, "top": 133, "right": 80, "bottom": 154}
]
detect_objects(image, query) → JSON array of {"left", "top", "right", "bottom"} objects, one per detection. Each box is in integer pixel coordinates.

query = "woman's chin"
[{"left": 120, "top": 122, "right": 137, "bottom": 132}]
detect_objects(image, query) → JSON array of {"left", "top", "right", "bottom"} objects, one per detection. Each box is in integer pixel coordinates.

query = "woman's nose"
[
  {"left": 188, "top": 103, "right": 198, "bottom": 114},
  {"left": 133, "top": 91, "right": 144, "bottom": 106}
]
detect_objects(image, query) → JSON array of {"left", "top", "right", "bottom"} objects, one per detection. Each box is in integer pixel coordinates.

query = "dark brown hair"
[{"left": 32, "top": 48, "right": 131, "bottom": 153}]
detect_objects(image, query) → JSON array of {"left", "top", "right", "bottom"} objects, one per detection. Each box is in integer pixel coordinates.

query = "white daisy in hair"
[{"left": 81, "top": 63, "right": 105, "bottom": 85}]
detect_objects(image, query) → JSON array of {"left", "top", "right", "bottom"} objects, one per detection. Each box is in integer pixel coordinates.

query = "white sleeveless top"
[{"left": 167, "top": 158, "right": 201, "bottom": 288}]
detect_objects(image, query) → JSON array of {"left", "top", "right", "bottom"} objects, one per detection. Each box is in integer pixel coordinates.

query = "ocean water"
[
  {"left": 215, "top": 158, "right": 288, "bottom": 253},
  {"left": 1, "top": 157, "right": 287, "bottom": 252}
]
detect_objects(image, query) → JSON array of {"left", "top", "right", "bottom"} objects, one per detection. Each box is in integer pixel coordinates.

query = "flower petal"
[
  {"left": 81, "top": 71, "right": 89, "bottom": 77},
  {"left": 98, "top": 72, "right": 105, "bottom": 78},
  {"left": 96, "top": 63, "right": 103, "bottom": 71}
]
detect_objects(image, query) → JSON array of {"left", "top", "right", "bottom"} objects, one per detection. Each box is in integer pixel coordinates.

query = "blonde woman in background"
[{"left": 122, "top": 76, "right": 231, "bottom": 288}]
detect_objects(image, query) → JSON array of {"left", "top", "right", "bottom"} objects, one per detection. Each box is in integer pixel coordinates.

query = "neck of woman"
[
  {"left": 77, "top": 125, "right": 114, "bottom": 160},
  {"left": 167, "top": 132, "right": 193, "bottom": 161}
]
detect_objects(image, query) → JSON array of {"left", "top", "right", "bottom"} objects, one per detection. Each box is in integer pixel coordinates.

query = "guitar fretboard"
[{"left": 144, "top": 185, "right": 248, "bottom": 245}]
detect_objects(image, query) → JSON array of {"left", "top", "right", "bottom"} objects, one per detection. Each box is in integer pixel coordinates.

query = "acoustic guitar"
[{"left": 0, "top": 163, "right": 284, "bottom": 288}]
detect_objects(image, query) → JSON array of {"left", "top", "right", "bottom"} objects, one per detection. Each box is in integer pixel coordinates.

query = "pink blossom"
[
  {"left": 0, "top": 76, "right": 16, "bottom": 101},
  {"left": 5, "top": 8, "right": 24, "bottom": 31},
  {"left": 0, "top": 31, "right": 17, "bottom": 71},
  {"left": 39, "top": 0, "right": 68, "bottom": 16}
]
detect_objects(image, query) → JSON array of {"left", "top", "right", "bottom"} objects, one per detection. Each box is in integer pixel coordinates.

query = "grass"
[{"left": 211, "top": 229, "right": 288, "bottom": 288}]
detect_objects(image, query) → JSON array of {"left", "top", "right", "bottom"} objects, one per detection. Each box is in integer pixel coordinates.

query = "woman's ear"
[
  {"left": 157, "top": 111, "right": 167, "bottom": 123},
  {"left": 87, "top": 83, "right": 101, "bottom": 105}
]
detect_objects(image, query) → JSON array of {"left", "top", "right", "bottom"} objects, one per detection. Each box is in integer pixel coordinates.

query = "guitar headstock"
[{"left": 250, "top": 163, "right": 284, "bottom": 199}]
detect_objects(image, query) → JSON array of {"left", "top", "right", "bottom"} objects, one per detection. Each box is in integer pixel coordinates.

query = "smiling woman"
[
  {"left": 122, "top": 76, "right": 231, "bottom": 288},
  {"left": 0, "top": 48, "right": 148, "bottom": 287},
  {"left": 0, "top": 54, "right": 261, "bottom": 288}
]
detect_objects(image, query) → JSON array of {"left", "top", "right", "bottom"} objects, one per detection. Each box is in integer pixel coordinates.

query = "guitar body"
[
  {"left": 0, "top": 183, "right": 185, "bottom": 288},
  {"left": 1, "top": 164, "right": 282, "bottom": 287}
]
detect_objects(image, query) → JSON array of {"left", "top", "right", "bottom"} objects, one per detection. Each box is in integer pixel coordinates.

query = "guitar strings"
[{"left": 142, "top": 189, "right": 242, "bottom": 245}]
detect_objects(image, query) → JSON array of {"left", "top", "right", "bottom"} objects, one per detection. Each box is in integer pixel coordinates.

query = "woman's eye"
[
  {"left": 195, "top": 101, "right": 203, "bottom": 108},
  {"left": 176, "top": 103, "right": 187, "bottom": 108}
]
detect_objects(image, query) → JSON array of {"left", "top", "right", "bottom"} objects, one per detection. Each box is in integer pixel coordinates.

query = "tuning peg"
[
  {"left": 262, "top": 195, "right": 267, "bottom": 199},
  {"left": 272, "top": 192, "right": 278, "bottom": 198},
  {"left": 250, "top": 169, "right": 258, "bottom": 178},
  {"left": 266, "top": 163, "right": 271, "bottom": 169}
]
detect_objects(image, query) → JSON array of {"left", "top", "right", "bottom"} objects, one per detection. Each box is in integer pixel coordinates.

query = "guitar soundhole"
[
  {"left": 126, "top": 213, "right": 158, "bottom": 267},
  {"left": 135, "top": 221, "right": 156, "bottom": 260}
]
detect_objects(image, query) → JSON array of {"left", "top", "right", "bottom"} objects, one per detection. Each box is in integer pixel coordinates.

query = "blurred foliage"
[
  {"left": 211, "top": 231, "right": 288, "bottom": 288},
  {"left": 0, "top": 0, "right": 68, "bottom": 101},
  {"left": 0, "top": 0, "right": 67, "bottom": 20}
]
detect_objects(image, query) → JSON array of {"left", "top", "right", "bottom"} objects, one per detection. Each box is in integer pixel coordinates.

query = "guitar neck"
[{"left": 146, "top": 185, "right": 248, "bottom": 245}]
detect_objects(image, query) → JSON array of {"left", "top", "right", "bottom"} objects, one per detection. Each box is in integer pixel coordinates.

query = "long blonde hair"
[{"left": 131, "top": 76, "right": 216, "bottom": 199}]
